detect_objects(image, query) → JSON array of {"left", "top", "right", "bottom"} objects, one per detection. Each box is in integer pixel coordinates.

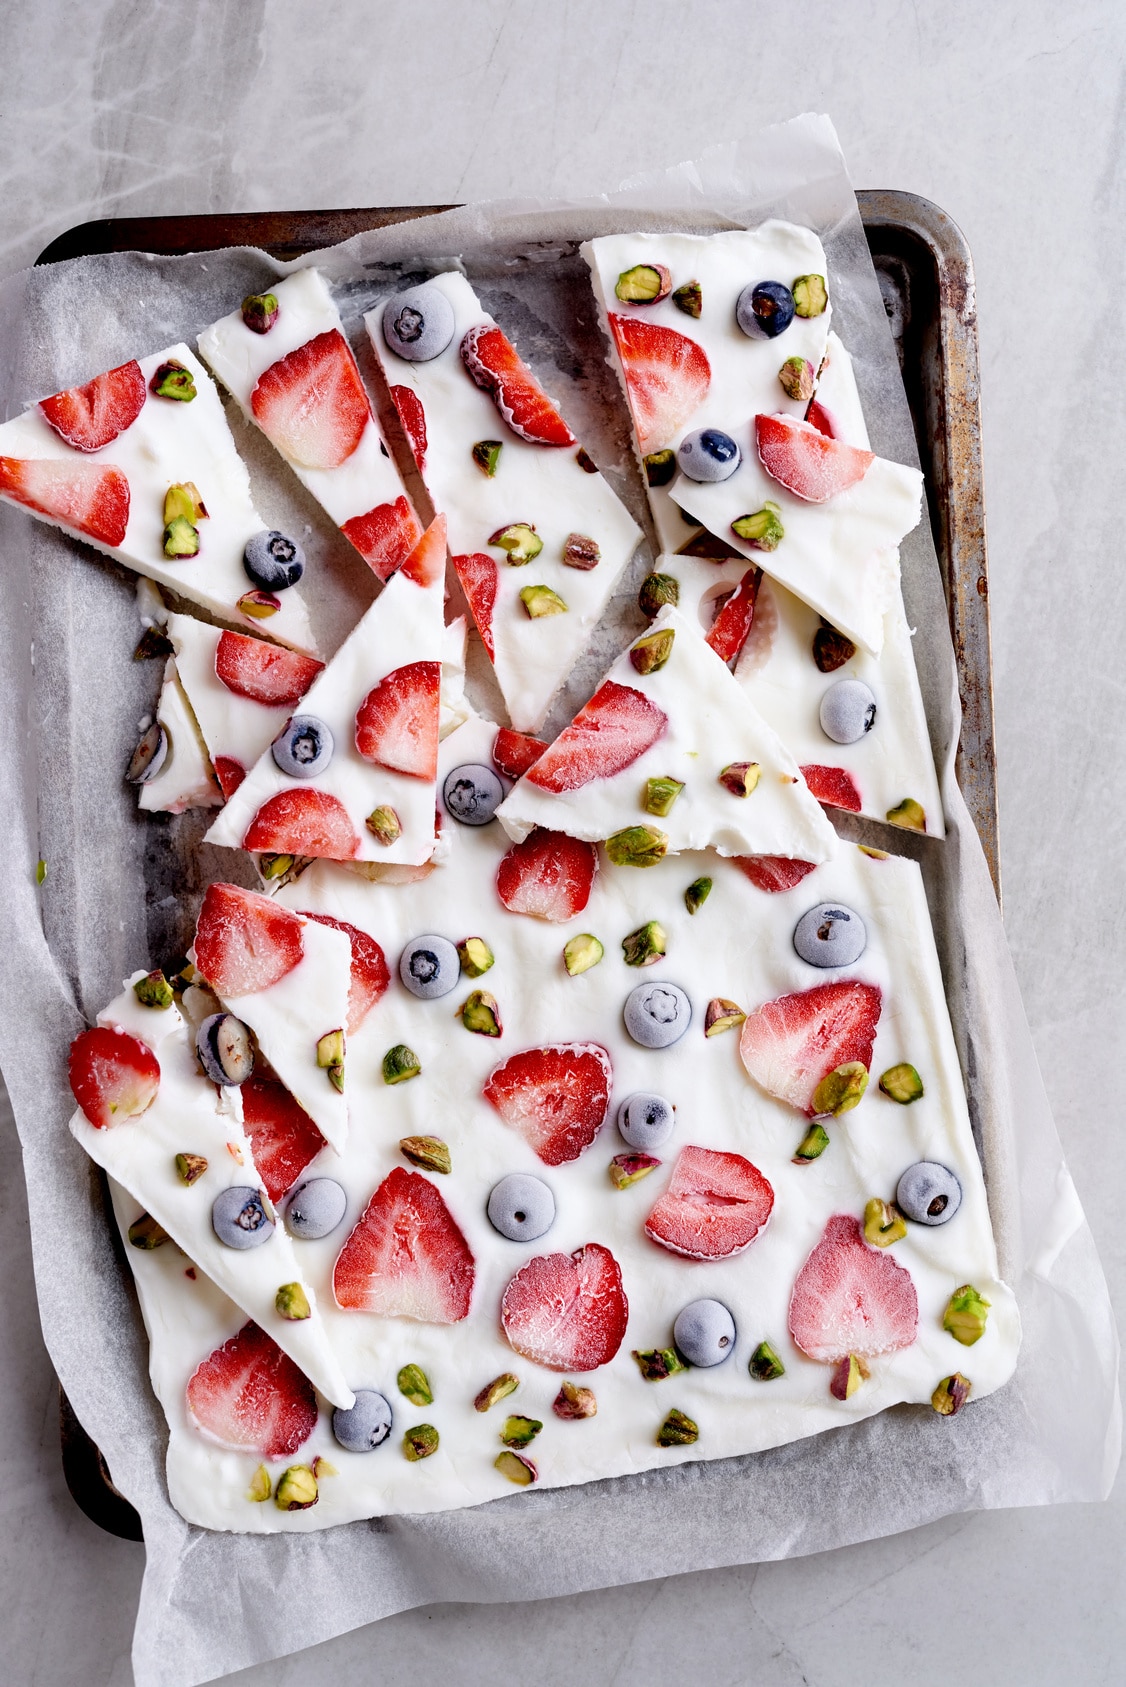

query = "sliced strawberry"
[
  {"left": 243, "top": 789, "right": 361, "bottom": 861},
  {"left": 354, "top": 660, "right": 441, "bottom": 780},
  {"left": 214, "top": 755, "right": 246, "bottom": 799},
  {"left": 525, "top": 681, "right": 667, "bottom": 794},
  {"left": 460, "top": 324, "right": 576, "bottom": 447},
  {"left": 788, "top": 1212, "right": 919, "bottom": 1363},
  {"left": 194, "top": 881, "right": 305, "bottom": 997},
  {"left": 492, "top": 727, "right": 549, "bottom": 780},
  {"left": 68, "top": 1025, "right": 159, "bottom": 1129},
  {"left": 643, "top": 1144, "right": 774, "bottom": 1260},
  {"left": 240, "top": 1077, "right": 326, "bottom": 1202},
  {"left": 452, "top": 552, "right": 497, "bottom": 659},
  {"left": 496, "top": 828, "right": 598, "bottom": 922},
  {"left": 390, "top": 384, "right": 427, "bottom": 468},
  {"left": 606, "top": 315, "right": 710, "bottom": 453},
  {"left": 341, "top": 495, "right": 424, "bottom": 581},
  {"left": 213, "top": 629, "right": 323, "bottom": 709},
  {"left": 733, "top": 855, "right": 818, "bottom": 894},
  {"left": 301, "top": 912, "right": 389, "bottom": 1033},
  {"left": 739, "top": 981, "right": 882, "bottom": 1116},
  {"left": 801, "top": 764, "right": 862, "bottom": 813},
  {"left": 706, "top": 567, "right": 761, "bottom": 664},
  {"left": 483, "top": 1043, "right": 612, "bottom": 1166},
  {"left": 806, "top": 398, "right": 838, "bottom": 439},
  {"left": 185, "top": 1321, "right": 318, "bottom": 1457},
  {"left": 38, "top": 360, "right": 147, "bottom": 452},
  {"left": 250, "top": 328, "right": 370, "bottom": 470},
  {"left": 332, "top": 1166, "right": 474, "bottom": 1322},
  {"left": 756, "top": 414, "right": 874, "bottom": 504},
  {"left": 0, "top": 457, "right": 130, "bottom": 546},
  {"left": 400, "top": 513, "right": 446, "bottom": 589},
  {"left": 501, "top": 1242, "right": 627, "bottom": 1371}
]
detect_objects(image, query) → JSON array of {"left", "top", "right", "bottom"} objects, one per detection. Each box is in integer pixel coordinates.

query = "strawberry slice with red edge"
[
  {"left": 789, "top": 1212, "right": 919, "bottom": 1363},
  {"left": 213, "top": 629, "right": 323, "bottom": 709},
  {"left": 399, "top": 513, "right": 446, "bottom": 589},
  {"left": 244, "top": 789, "right": 361, "bottom": 860},
  {"left": 706, "top": 567, "right": 761, "bottom": 664},
  {"left": 0, "top": 457, "right": 130, "bottom": 546},
  {"left": 496, "top": 828, "right": 598, "bottom": 922},
  {"left": 38, "top": 360, "right": 147, "bottom": 452},
  {"left": 354, "top": 660, "right": 441, "bottom": 780},
  {"left": 250, "top": 328, "right": 370, "bottom": 470},
  {"left": 460, "top": 324, "right": 576, "bottom": 447},
  {"left": 300, "top": 912, "right": 389, "bottom": 1033},
  {"left": 332, "top": 1166, "right": 474, "bottom": 1322},
  {"left": 452, "top": 552, "right": 497, "bottom": 659},
  {"left": 525, "top": 680, "right": 667, "bottom": 793},
  {"left": 194, "top": 881, "right": 305, "bottom": 997},
  {"left": 390, "top": 384, "right": 427, "bottom": 469},
  {"left": 213, "top": 755, "right": 246, "bottom": 799},
  {"left": 739, "top": 981, "right": 882, "bottom": 1117},
  {"left": 492, "top": 727, "right": 549, "bottom": 780},
  {"left": 756, "top": 414, "right": 874, "bottom": 504},
  {"left": 341, "top": 495, "right": 424, "bottom": 581},
  {"left": 483, "top": 1043, "right": 612, "bottom": 1165},
  {"left": 643, "top": 1144, "right": 774, "bottom": 1260},
  {"left": 240, "top": 1077, "right": 326, "bottom": 1203},
  {"left": 607, "top": 314, "right": 710, "bottom": 453},
  {"left": 185, "top": 1321, "right": 318, "bottom": 1457},
  {"left": 68, "top": 1025, "right": 160, "bottom": 1129},
  {"left": 733, "top": 855, "right": 818, "bottom": 894},
  {"left": 501, "top": 1242, "right": 627, "bottom": 1371},
  {"left": 801, "top": 764, "right": 862, "bottom": 813},
  {"left": 805, "top": 398, "right": 838, "bottom": 439}
]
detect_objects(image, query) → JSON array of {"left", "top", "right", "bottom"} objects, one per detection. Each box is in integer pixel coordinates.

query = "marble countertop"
[{"left": 1, "top": 3, "right": 1123, "bottom": 1683}]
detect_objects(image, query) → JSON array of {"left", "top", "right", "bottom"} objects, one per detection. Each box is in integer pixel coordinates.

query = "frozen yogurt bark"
[
  {"left": 198, "top": 269, "right": 421, "bottom": 579},
  {"left": 0, "top": 344, "right": 318, "bottom": 653},
  {"left": 365, "top": 271, "right": 642, "bottom": 731},
  {"left": 135, "top": 659, "right": 223, "bottom": 815},
  {"left": 495, "top": 604, "right": 838, "bottom": 865}
]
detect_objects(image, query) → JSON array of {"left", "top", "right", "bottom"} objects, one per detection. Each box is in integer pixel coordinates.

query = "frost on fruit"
[
  {"left": 811, "top": 1061, "right": 869, "bottom": 1118},
  {"left": 880, "top": 1063, "right": 924, "bottom": 1104},
  {"left": 564, "top": 934, "right": 603, "bottom": 976},
  {"left": 943, "top": 1286, "right": 990, "bottom": 1347},
  {"left": 621, "top": 920, "right": 666, "bottom": 968},
  {"left": 275, "top": 1464, "right": 318, "bottom": 1510},
  {"left": 520, "top": 584, "right": 568, "bottom": 618},
  {"left": 657, "top": 1407, "right": 699, "bottom": 1447},
  {"left": 731, "top": 503, "right": 784, "bottom": 552},
  {"left": 474, "top": 1372, "right": 520, "bottom": 1413},
  {"left": 932, "top": 1372, "right": 972, "bottom": 1416},
  {"left": 397, "top": 1363, "right": 434, "bottom": 1406},
  {"left": 403, "top": 1424, "right": 440, "bottom": 1461},
  {"left": 863, "top": 1198, "right": 907, "bottom": 1248},
  {"left": 629, "top": 628, "right": 674, "bottom": 675},
  {"left": 605, "top": 825, "right": 668, "bottom": 868},
  {"left": 399, "top": 1135, "right": 452, "bottom": 1175},
  {"left": 383, "top": 1044, "right": 421, "bottom": 1084}
]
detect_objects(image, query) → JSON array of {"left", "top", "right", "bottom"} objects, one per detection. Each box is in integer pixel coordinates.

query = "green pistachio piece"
[
  {"left": 35, "top": 858, "right": 47, "bottom": 885},
  {"left": 460, "top": 989, "right": 502, "bottom": 1036},
  {"left": 150, "top": 360, "right": 196, "bottom": 401},
  {"left": 684, "top": 876, "right": 712, "bottom": 915},
  {"left": 316, "top": 1029, "right": 345, "bottom": 1069},
  {"left": 879, "top": 1062, "right": 924, "bottom": 1103},
  {"left": 403, "top": 1424, "right": 440, "bottom": 1461},
  {"left": 792, "top": 273, "right": 829, "bottom": 317},
  {"left": 247, "top": 1464, "right": 272, "bottom": 1502},
  {"left": 629, "top": 627, "right": 675, "bottom": 675},
  {"left": 553, "top": 1381, "right": 597, "bottom": 1419},
  {"left": 495, "top": 1449, "right": 538, "bottom": 1485},
  {"left": 657, "top": 1407, "right": 699, "bottom": 1447},
  {"left": 605, "top": 825, "right": 668, "bottom": 868},
  {"left": 489, "top": 522, "right": 542, "bottom": 564},
  {"left": 397, "top": 1363, "right": 434, "bottom": 1406},
  {"left": 563, "top": 532, "right": 600, "bottom": 570},
  {"left": 615, "top": 263, "right": 672, "bottom": 304},
  {"left": 812, "top": 617, "right": 856, "bottom": 672},
  {"left": 312, "top": 1456, "right": 337, "bottom": 1479},
  {"left": 501, "top": 1414, "right": 543, "bottom": 1448},
  {"left": 162, "top": 515, "right": 200, "bottom": 558},
  {"left": 128, "top": 1212, "right": 170, "bottom": 1249},
  {"left": 718, "top": 761, "right": 761, "bottom": 797},
  {"left": 133, "top": 969, "right": 174, "bottom": 1009},
  {"left": 644, "top": 776, "right": 684, "bottom": 817},
  {"left": 672, "top": 279, "right": 702, "bottom": 318},
  {"left": 748, "top": 1340, "right": 786, "bottom": 1382},
  {"left": 621, "top": 920, "right": 667, "bottom": 968},
  {"left": 633, "top": 1348, "right": 688, "bottom": 1382},
  {"left": 275, "top": 1282, "right": 311, "bottom": 1321},
  {"left": 366, "top": 805, "right": 403, "bottom": 846},
  {"left": 943, "top": 1286, "right": 991, "bottom": 1347},
  {"left": 731, "top": 502, "right": 785, "bottom": 552},
  {"left": 609, "top": 1151, "right": 661, "bottom": 1189},
  {"left": 830, "top": 1353, "right": 869, "bottom": 1400},
  {"left": 886, "top": 797, "right": 926, "bottom": 832},
  {"left": 778, "top": 355, "right": 815, "bottom": 402},
  {"left": 237, "top": 590, "right": 280, "bottom": 619},
  {"left": 519, "top": 584, "right": 568, "bottom": 618},
  {"left": 174, "top": 1152, "right": 208, "bottom": 1186},
  {"left": 643, "top": 449, "right": 677, "bottom": 487},
  {"left": 564, "top": 933, "right": 603, "bottom": 976},
  {"left": 472, "top": 439, "right": 503, "bottom": 476},
  {"left": 457, "top": 936, "right": 495, "bottom": 978},
  {"left": 400, "top": 1135, "right": 451, "bottom": 1175},
  {"left": 931, "top": 1372, "right": 972, "bottom": 1416},
  {"left": 474, "top": 1372, "right": 520, "bottom": 1413},
  {"left": 704, "top": 997, "right": 746, "bottom": 1036},
  {"left": 863, "top": 1197, "right": 907, "bottom": 1248},
  {"left": 638, "top": 571, "right": 680, "bottom": 619},
  {"left": 242, "top": 292, "right": 280, "bottom": 333},
  {"left": 259, "top": 852, "right": 296, "bottom": 879},
  {"left": 274, "top": 1464, "right": 318, "bottom": 1509},
  {"left": 792, "top": 1122, "right": 830, "bottom": 1164},
  {"left": 133, "top": 625, "right": 173, "bottom": 661},
  {"left": 163, "top": 482, "right": 207, "bottom": 524},
  {"left": 811, "top": 1060, "right": 869, "bottom": 1117},
  {"left": 383, "top": 1043, "right": 421, "bottom": 1084},
  {"left": 858, "top": 845, "right": 889, "bottom": 860}
]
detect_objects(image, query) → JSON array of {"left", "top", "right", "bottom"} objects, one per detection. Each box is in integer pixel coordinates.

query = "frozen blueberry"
[
  {"left": 819, "top": 679, "right": 877, "bottom": 744},
  {"left": 284, "top": 1177, "right": 348, "bottom": 1240},
  {"left": 443, "top": 763, "right": 505, "bottom": 826},
  {"left": 211, "top": 1186, "right": 274, "bottom": 1249},
  {"left": 675, "top": 427, "right": 742, "bottom": 483},
  {"left": 399, "top": 934, "right": 460, "bottom": 999},
  {"left": 332, "top": 1389, "right": 393, "bottom": 1453},
  {"left": 243, "top": 529, "right": 305, "bottom": 592},
  {"left": 673, "top": 1298, "right": 736, "bottom": 1367},
  {"left": 735, "top": 279, "right": 796, "bottom": 340},
  {"left": 793, "top": 904, "right": 867, "bottom": 969},
  {"left": 487, "top": 1173, "right": 556, "bottom": 1242},
  {"left": 271, "top": 715, "right": 334, "bottom": 779},
  {"left": 382, "top": 283, "right": 456, "bottom": 363},
  {"left": 623, "top": 980, "right": 692, "bottom": 1049},
  {"left": 896, "top": 1161, "right": 963, "bottom": 1226},
  {"left": 617, "top": 1091, "right": 675, "bottom": 1151},
  {"left": 196, "top": 1013, "right": 254, "bottom": 1085}
]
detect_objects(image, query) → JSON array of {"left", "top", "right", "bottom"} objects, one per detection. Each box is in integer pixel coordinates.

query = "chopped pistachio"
[
  {"left": 778, "top": 355, "right": 816, "bottom": 402},
  {"left": 162, "top": 515, "right": 200, "bottom": 558},
  {"left": 133, "top": 969, "right": 174, "bottom": 1009},
  {"left": 366, "top": 804, "right": 402, "bottom": 846},
  {"left": 792, "top": 1122, "right": 830, "bottom": 1164},
  {"left": 621, "top": 919, "right": 667, "bottom": 968},
  {"left": 931, "top": 1372, "right": 972, "bottom": 1416},
  {"left": 258, "top": 852, "right": 296, "bottom": 880},
  {"left": 471, "top": 439, "right": 503, "bottom": 477},
  {"left": 705, "top": 997, "right": 746, "bottom": 1036},
  {"left": 563, "top": 933, "right": 603, "bottom": 976},
  {"left": 501, "top": 1414, "right": 543, "bottom": 1448},
  {"left": 400, "top": 1135, "right": 451, "bottom": 1175},
  {"left": 242, "top": 292, "right": 280, "bottom": 333},
  {"left": 657, "top": 1407, "right": 699, "bottom": 1447},
  {"left": 858, "top": 844, "right": 889, "bottom": 860},
  {"left": 150, "top": 359, "right": 197, "bottom": 401},
  {"left": 311, "top": 1456, "right": 338, "bottom": 1479},
  {"left": 644, "top": 775, "right": 684, "bottom": 817},
  {"left": 629, "top": 627, "right": 675, "bottom": 675},
  {"left": 316, "top": 1029, "right": 345, "bottom": 1069},
  {"left": 563, "top": 532, "right": 600, "bottom": 570},
  {"left": 609, "top": 1151, "right": 661, "bottom": 1189},
  {"left": 489, "top": 522, "right": 542, "bottom": 564},
  {"left": 457, "top": 936, "right": 494, "bottom": 978},
  {"left": 731, "top": 502, "right": 784, "bottom": 551},
  {"left": 792, "top": 273, "right": 829, "bottom": 317},
  {"left": 748, "top": 1341, "right": 786, "bottom": 1382},
  {"left": 718, "top": 761, "right": 761, "bottom": 797},
  {"left": 519, "top": 583, "right": 568, "bottom": 618},
  {"left": 886, "top": 797, "right": 926, "bottom": 832},
  {"left": 128, "top": 1213, "right": 170, "bottom": 1249},
  {"left": 133, "top": 625, "right": 173, "bottom": 661},
  {"left": 174, "top": 1152, "right": 208, "bottom": 1186},
  {"left": 575, "top": 446, "right": 598, "bottom": 473},
  {"left": 684, "top": 876, "right": 712, "bottom": 915},
  {"left": 863, "top": 1197, "right": 907, "bottom": 1248},
  {"left": 163, "top": 482, "right": 207, "bottom": 524},
  {"left": 811, "top": 1060, "right": 869, "bottom": 1117},
  {"left": 830, "top": 1353, "right": 869, "bottom": 1400},
  {"left": 247, "top": 1464, "right": 272, "bottom": 1502},
  {"left": 943, "top": 1286, "right": 991, "bottom": 1347},
  {"left": 615, "top": 263, "right": 672, "bottom": 304},
  {"left": 638, "top": 571, "right": 680, "bottom": 619},
  {"left": 275, "top": 1281, "right": 311, "bottom": 1321},
  {"left": 397, "top": 1363, "right": 434, "bottom": 1406},
  {"left": 460, "top": 989, "right": 502, "bottom": 1036},
  {"left": 879, "top": 1062, "right": 924, "bottom": 1104},
  {"left": 402, "top": 1424, "right": 440, "bottom": 1461},
  {"left": 672, "top": 279, "right": 702, "bottom": 318},
  {"left": 605, "top": 825, "right": 668, "bottom": 868},
  {"left": 643, "top": 448, "right": 677, "bottom": 487},
  {"left": 553, "top": 1381, "right": 597, "bottom": 1419},
  {"left": 495, "top": 1449, "right": 538, "bottom": 1485},
  {"left": 35, "top": 858, "right": 47, "bottom": 886},
  {"left": 812, "top": 617, "right": 856, "bottom": 672},
  {"left": 474, "top": 1373, "right": 520, "bottom": 1413},
  {"left": 237, "top": 589, "right": 280, "bottom": 619},
  {"left": 383, "top": 1044, "right": 421, "bottom": 1084},
  {"left": 274, "top": 1464, "right": 318, "bottom": 1510},
  {"left": 633, "top": 1347, "right": 688, "bottom": 1382}
]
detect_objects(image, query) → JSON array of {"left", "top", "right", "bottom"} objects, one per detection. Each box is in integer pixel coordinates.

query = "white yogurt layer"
[
  {"left": 198, "top": 269, "right": 411, "bottom": 535},
  {"left": 71, "top": 977, "right": 353, "bottom": 1407},
  {"left": 365, "top": 271, "right": 642, "bottom": 731},
  {"left": 206, "top": 566, "right": 445, "bottom": 866},
  {"left": 0, "top": 344, "right": 318, "bottom": 654},
  {"left": 138, "top": 660, "right": 223, "bottom": 815},
  {"left": 114, "top": 713, "right": 1017, "bottom": 1531},
  {"left": 582, "top": 224, "right": 833, "bottom": 554},
  {"left": 495, "top": 604, "right": 838, "bottom": 864}
]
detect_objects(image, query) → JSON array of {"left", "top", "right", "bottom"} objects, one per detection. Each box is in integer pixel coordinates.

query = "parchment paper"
[{"left": 0, "top": 115, "right": 1117, "bottom": 1687}]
